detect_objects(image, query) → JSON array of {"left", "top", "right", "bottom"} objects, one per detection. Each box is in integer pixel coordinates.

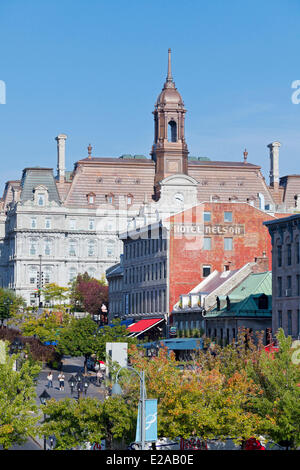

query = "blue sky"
[{"left": 0, "top": 0, "right": 300, "bottom": 191}]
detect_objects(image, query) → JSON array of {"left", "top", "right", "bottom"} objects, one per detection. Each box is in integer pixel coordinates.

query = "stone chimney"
[
  {"left": 268, "top": 141, "right": 281, "bottom": 189},
  {"left": 55, "top": 134, "right": 67, "bottom": 183},
  {"left": 252, "top": 253, "right": 269, "bottom": 273}
]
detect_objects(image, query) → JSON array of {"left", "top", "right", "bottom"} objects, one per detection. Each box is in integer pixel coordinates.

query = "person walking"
[
  {"left": 58, "top": 372, "right": 65, "bottom": 391},
  {"left": 47, "top": 371, "right": 53, "bottom": 389},
  {"left": 96, "top": 369, "right": 103, "bottom": 386}
]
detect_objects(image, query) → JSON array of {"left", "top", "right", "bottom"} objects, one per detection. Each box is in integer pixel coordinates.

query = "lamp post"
[
  {"left": 68, "top": 375, "right": 76, "bottom": 395},
  {"left": 10, "top": 337, "right": 24, "bottom": 371},
  {"left": 39, "top": 389, "right": 51, "bottom": 450},
  {"left": 111, "top": 366, "right": 147, "bottom": 450}
]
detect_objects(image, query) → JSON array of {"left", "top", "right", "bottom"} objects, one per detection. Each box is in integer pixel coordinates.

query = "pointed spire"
[
  {"left": 164, "top": 48, "right": 175, "bottom": 89},
  {"left": 167, "top": 48, "right": 172, "bottom": 81},
  {"left": 88, "top": 143, "right": 92, "bottom": 159}
]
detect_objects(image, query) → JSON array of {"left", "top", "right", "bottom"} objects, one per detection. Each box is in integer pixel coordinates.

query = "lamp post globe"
[{"left": 111, "top": 382, "right": 123, "bottom": 396}]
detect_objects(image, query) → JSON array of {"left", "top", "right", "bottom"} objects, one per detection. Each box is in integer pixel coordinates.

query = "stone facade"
[{"left": 264, "top": 214, "right": 300, "bottom": 339}]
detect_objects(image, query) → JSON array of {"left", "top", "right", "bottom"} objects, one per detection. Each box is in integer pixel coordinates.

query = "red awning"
[{"left": 127, "top": 318, "right": 164, "bottom": 337}]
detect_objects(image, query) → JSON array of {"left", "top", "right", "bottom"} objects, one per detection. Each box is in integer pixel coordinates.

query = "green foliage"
[
  {"left": 39, "top": 397, "right": 105, "bottom": 450},
  {"left": 57, "top": 316, "right": 97, "bottom": 360},
  {"left": 0, "top": 343, "right": 40, "bottom": 449},
  {"left": 121, "top": 345, "right": 268, "bottom": 445},
  {"left": 38, "top": 396, "right": 135, "bottom": 450},
  {"left": 42, "top": 283, "right": 69, "bottom": 306},
  {"left": 20, "top": 309, "right": 72, "bottom": 343},
  {"left": 247, "top": 329, "right": 300, "bottom": 449},
  {"left": 94, "top": 319, "right": 137, "bottom": 362},
  {"left": 0, "top": 288, "right": 25, "bottom": 325}
]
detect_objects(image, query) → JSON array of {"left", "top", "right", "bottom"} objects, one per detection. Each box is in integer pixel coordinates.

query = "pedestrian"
[
  {"left": 96, "top": 369, "right": 103, "bottom": 386},
  {"left": 58, "top": 372, "right": 65, "bottom": 391},
  {"left": 47, "top": 371, "right": 53, "bottom": 388}
]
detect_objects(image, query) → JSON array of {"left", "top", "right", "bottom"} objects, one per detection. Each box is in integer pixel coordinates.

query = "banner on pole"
[{"left": 135, "top": 399, "right": 157, "bottom": 443}]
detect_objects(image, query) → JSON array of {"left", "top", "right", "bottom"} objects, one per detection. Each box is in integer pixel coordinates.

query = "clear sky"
[{"left": 0, "top": 0, "right": 300, "bottom": 191}]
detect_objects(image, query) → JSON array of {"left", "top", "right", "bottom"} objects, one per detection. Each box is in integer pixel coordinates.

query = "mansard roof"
[{"left": 20, "top": 167, "right": 61, "bottom": 204}]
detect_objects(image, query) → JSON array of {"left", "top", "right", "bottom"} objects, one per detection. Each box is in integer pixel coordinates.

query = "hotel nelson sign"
[{"left": 173, "top": 224, "right": 245, "bottom": 236}]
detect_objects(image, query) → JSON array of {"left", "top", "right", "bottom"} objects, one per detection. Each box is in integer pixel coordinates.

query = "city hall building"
[{"left": 1, "top": 49, "right": 300, "bottom": 305}]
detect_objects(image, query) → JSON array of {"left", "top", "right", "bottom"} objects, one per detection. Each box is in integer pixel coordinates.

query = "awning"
[{"left": 127, "top": 318, "right": 164, "bottom": 337}]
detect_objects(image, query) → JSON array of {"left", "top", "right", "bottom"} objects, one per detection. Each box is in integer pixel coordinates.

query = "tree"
[
  {"left": 57, "top": 316, "right": 99, "bottom": 374},
  {"left": 119, "top": 345, "right": 269, "bottom": 446},
  {"left": 0, "top": 342, "right": 40, "bottom": 449},
  {"left": 42, "top": 283, "right": 69, "bottom": 306},
  {"left": 247, "top": 328, "right": 300, "bottom": 449},
  {"left": 0, "top": 328, "right": 61, "bottom": 365},
  {"left": 69, "top": 273, "right": 108, "bottom": 317},
  {"left": 94, "top": 318, "right": 137, "bottom": 361},
  {"left": 0, "top": 288, "right": 25, "bottom": 327},
  {"left": 38, "top": 395, "right": 135, "bottom": 450},
  {"left": 20, "top": 309, "right": 72, "bottom": 343},
  {"left": 38, "top": 397, "right": 105, "bottom": 450}
]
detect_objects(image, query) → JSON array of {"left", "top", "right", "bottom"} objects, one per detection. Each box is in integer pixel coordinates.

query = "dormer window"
[
  {"left": 127, "top": 194, "right": 133, "bottom": 206},
  {"left": 106, "top": 194, "right": 114, "bottom": 205},
  {"left": 38, "top": 193, "right": 45, "bottom": 206},
  {"left": 87, "top": 192, "right": 96, "bottom": 205},
  {"left": 33, "top": 185, "right": 49, "bottom": 207}
]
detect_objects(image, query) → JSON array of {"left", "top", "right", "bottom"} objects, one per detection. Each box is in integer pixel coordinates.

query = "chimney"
[
  {"left": 55, "top": 134, "right": 67, "bottom": 183},
  {"left": 252, "top": 253, "right": 269, "bottom": 273},
  {"left": 268, "top": 141, "right": 281, "bottom": 189}
]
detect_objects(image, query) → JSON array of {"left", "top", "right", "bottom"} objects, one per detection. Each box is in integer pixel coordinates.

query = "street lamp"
[
  {"left": 112, "top": 366, "right": 147, "bottom": 450},
  {"left": 39, "top": 389, "right": 51, "bottom": 450},
  {"left": 68, "top": 375, "right": 76, "bottom": 395},
  {"left": 83, "top": 377, "right": 90, "bottom": 396},
  {"left": 10, "top": 337, "right": 24, "bottom": 370}
]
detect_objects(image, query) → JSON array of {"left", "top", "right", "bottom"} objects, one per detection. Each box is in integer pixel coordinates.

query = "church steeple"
[{"left": 151, "top": 49, "right": 189, "bottom": 195}]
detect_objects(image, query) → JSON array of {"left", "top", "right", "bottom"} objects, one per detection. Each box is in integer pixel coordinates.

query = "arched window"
[
  {"left": 106, "top": 240, "right": 115, "bottom": 258},
  {"left": 69, "top": 267, "right": 77, "bottom": 283},
  {"left": 44, "top": 266, "right": 52, "bottom": 285},
  {"left": 87, "top": 266, "right": 96, "bottom": 278},
  {"left": 29, "top": 238, "right": 37, "bottom": 256},
  {"left": 69, "top": 239, "right": 77, "bottom": 257},
  {"left": 168, "top": 120, "right": 177, "bottom": 142},
  {"left": 44, "top": 238, "right": 52, "bottom": 256},
  {"left": 29, "top": 265, "right": 38, "bottom": 285},
  {"left": 88, "top": 240, "right": 96, "bottom": 257}
]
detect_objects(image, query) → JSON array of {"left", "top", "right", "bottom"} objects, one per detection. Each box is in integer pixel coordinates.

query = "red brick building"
[{"left": 167, "top": 202, "right": 277, "bottom": 313}]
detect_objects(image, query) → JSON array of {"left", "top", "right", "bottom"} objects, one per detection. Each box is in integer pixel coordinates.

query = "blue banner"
[{"left": 135, "top": 399, "right": 158, "bottom": 443}]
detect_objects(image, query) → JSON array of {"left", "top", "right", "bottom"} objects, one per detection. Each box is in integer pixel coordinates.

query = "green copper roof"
[{"left": 206, "top": 271, "right": 272, "bottom": 318}]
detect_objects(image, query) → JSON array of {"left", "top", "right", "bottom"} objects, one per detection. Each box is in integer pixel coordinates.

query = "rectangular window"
[
  {"left": 203, "top": 265, "right": 211, "bottom": 277},
  {"left": 88, "top": 219, "right": 95, "bottom": 230},
  {"left": 288, "top": 310, "right": 292, "bottom": 335},
  {"left": 69, "top": 219, "right": 76, "bottom": 230},
  {"left": 287, "top": 244, "right": 292, "bottom": 265},
  {"left": 287, "top": 275, "right": 292, "bottom": 290},
  {"left": 278, "top": 310, "right": 282, "bottom": 328},
  {"left": 203, "top": 237, "right": 211, "bottom": 250},
  {"left": 277, "top": 245, "right": 282, "bottom": 267},
  {"left": 45, "top": 218, "right": 51, "bottom": 229},
  {"left": 297, "top": 310, "right": 300, "bottom": 336},
  {"left": 224, "top": 211, "right": 232, "bottom": 222},
  {"left": 203, "top": 211, "right": 211, "bottom": 222},
  {"left": 298, "top": 275, "right": 300, "bottom": 296},
  {"left": 31, "top": 218, "right": 37, "bottom": 229},
  {"left": 277, "top": 277, "right": 282, "bottom": 297},
  {"left": 297, "top": 242, "right": 300, "bottom": 264},
  {"left": 224, "top": 237, "right": 233, "bottom": 251}
]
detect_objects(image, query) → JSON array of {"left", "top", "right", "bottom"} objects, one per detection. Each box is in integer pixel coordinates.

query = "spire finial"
[
  {"left": 88, "top": 143, "right": 92, "bottom": 159},
  {"left": 243, "top": 148, "right": 248, "bottom": 163},
  {"left": 167, "top": 48, "right": 172, "bottom": 82}
]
